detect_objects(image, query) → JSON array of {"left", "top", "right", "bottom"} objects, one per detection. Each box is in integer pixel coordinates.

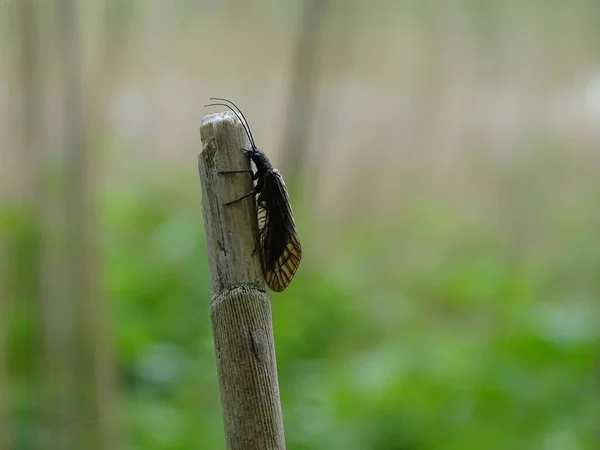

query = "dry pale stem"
[{"left": 198, "top": 112, "right": 286, "bottom": 450}]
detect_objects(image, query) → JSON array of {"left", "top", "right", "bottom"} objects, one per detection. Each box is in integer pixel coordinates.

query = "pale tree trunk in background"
[
  {"left": 38, "top": 1, "right": 118, "bottom": 449},
  {"left": 83, "top": 4, "right": 133, "bottom": 447},
  {"left": 14, "top": 0, "right": 45, "bottom": 449},
  {"left": 313, "top": 0, "right": 356, "bottom": 155},
  {"left": 75, "top": 2, "right": 134, "bottom": 448},
  {"left": 60, "top": 1, "right": 89, "bottom": 448},
  {"left": 280, "top": 0, "right": 329, "bottom": 191},
  {"left": 310, "top": 0, "right": 357, "bottom": 222},
  {"left": 39, "top": 0, "right": 80, "bottom": 448},
  {"left": 89, "top": 0, "right": 132, "bottom": 132},
  {"left": 410, "top": 4, "right": 446, "bottom": 171}
]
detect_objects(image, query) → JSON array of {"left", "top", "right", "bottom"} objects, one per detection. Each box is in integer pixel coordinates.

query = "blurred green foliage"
[{"left": 4, "top": 164, "right": 598, "bottom": 450}]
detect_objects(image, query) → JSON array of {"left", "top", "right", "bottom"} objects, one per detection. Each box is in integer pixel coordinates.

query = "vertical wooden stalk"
[{"left": 198, "top": 112, "right": 286, "bottom": 450}]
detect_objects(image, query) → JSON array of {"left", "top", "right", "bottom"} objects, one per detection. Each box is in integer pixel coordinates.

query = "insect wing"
[{"left": 258, "top": 170, "right": 302, "bottom": 292}]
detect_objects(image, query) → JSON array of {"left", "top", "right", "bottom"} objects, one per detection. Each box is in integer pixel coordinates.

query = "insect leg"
[
  {"left": 219, "top": 169, "right": 260, "bottom": 181},
  {"left": 223, "top": 190, "right": 256, "bottom": 206},
  {"left": 219, "top": 169, "right": 253, "bottom": 175}
]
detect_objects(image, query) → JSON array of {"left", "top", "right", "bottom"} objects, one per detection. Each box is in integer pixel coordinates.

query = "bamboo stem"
[{"left": 198, "top": 111, "right": 286, "bottom": 450}]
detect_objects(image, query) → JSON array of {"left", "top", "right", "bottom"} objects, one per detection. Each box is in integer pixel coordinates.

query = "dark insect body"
[{"left": 205, "top": 98, "right": 302, "bottom": 292}]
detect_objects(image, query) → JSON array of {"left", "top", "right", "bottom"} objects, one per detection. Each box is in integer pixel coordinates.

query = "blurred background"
[{"left": 1, "top": 0, "right": 599, "bottom": 449}]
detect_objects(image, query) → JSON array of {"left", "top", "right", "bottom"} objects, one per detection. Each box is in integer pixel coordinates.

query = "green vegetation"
[
  {"left": 6, "top": 158, "right": 595, "bottom": 449},
  {"left": 4, "top": 1, "right": 600, "bottom": 448}
]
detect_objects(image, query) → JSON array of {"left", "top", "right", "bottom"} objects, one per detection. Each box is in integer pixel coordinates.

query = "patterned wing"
[{"left": 257, "top": 169, "right": 302, "bottom": 292}]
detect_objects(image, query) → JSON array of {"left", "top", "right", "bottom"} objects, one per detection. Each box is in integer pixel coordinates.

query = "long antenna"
[
  {"left": 205, "top": 103, "right": 255, "bottom": 149},
  {"left": 207, "top": 98, "right": 256, "bottom": 148}
]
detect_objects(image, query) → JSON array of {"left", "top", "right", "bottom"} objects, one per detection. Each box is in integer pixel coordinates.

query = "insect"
[{"left": 205, "top": 98, "right": 302, "bottom": 292}]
